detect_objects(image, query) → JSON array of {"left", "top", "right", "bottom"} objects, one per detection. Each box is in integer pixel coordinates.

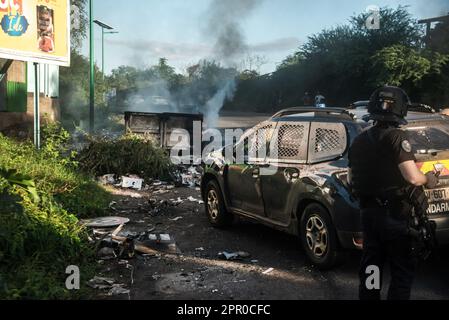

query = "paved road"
[{"left": 96, "top": 186, "right": 449, "bottom": 300}]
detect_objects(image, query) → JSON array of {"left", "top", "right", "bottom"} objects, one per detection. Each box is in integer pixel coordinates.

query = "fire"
[{"left": 0, "top": 0, "right": 22, "bottom": 14}]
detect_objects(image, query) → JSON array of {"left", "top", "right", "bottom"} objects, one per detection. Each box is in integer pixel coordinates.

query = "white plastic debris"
[
  {"left": 181, "top": 166, "right": 202, "bottom": 188},
  {"left": 121, "top": 176, "right": 144, "bottom": 190},
  {"left": 218, "top": 251, "right": 250, "bottom": 260},
  {"left": 262, "top": 268, "right": 274, "bottom": 275},
  {"left": 108, "top": 285, "right": 130, "bottom": 296},
  {"left": 87, "top": 276, "right": 116, "bottom": 290},
  {"left": 98, "top": 174, "right": 116, "bottom": 185},
  {"left": 187, "top": 196, "right": 204, "bottom": 204},
  {"left": 160, "top": 234, "right": 171, "bottom": 241},
  {"left": 81, "top": 216, "right": 130, "bottom": 228}
]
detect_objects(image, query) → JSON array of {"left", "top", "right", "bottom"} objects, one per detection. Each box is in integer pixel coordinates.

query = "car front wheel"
[
  {"left": 300, "top": 203, "right": 342, "bottom": 270},
  {"left": 205, "top": 180, "right": 233, "bottom": 228}
]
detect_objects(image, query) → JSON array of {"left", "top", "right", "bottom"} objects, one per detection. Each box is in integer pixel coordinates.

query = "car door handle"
[
  {"left": 284, "top": 168, "right": 300, "bottom": 182},
  {"left": 252, "top": 167, "right": 260, "bottom": 179}
]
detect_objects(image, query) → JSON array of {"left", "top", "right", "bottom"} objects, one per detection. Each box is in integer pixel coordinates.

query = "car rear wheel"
[
  {"left": 300, "top": 203, "right": 342, "bottom": 270},
  {"left": 205, "top": 180, "right": 233, "bottom": 228}
]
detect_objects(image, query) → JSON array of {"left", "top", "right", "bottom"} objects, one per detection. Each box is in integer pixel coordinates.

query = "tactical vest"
[{"left": 350, "top": 127, "right": 397, "bottom": 198}]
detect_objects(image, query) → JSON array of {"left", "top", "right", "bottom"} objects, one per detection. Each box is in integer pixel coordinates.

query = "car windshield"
[{"left": 406, "top": 125, "right": 449, "bottom": 152}]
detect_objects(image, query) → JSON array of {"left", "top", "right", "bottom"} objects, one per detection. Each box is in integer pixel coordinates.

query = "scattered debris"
[
  {"left": 108, "top": 285, "right": 130, "bottom": 296},
  {"left": 87, "top": 276, "right": 116, "bottom": 290},
  {"left": 195, "top": 247, "right": 205, "bottom": 251},
  {"left": 97, "top": 247, "right": 117, "bottom": 260},
  {"left": 81, "top": 217, "right": 130, "bottom": 228},
  {"left": 122, "top": 176, "right": 144, "bottom": 190},
  {"left": 250, "top": 260, "right": 259, "bottom": 264},
  {"left": 218, "top": 251, "right": 251, "bottom": 261},
  {"left": 98, "top": 174, "right": 116, "bottom": 185},
  {"left": 187, "top": 196, "right": 204, "bottom": 204},
  {"left": 180, "top": 166, "right": 202, "bottom": 188},
  {"left": 169, "top": 216, "right": 183, "bottom": 222},
  {"left": 262, "top": 268, "right": 274, "bottom": 275}
]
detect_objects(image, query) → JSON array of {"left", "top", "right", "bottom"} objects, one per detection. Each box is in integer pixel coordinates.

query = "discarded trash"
[
  {"left": 218, "top": 251, "right": 251, "bottom": 261},
  {"left": 87, "top": 276, "right": 116, "bottom": 290},
  {"left": 98, "top": 174, "right": 116, "bottom": 185},
  {"left": 187, "top": 196, "right": 204, "bottom": 204},
  {"left": 109, "top": 201, "right": 118, "bottom": 210},
  {"left": 195, "top": 247, "right": 205, "bottom": 251},
  {"left": 262, "top": 268, "right": 274, "bottom": 275},
  {"left": 108, "top": 285, "right": 130, "bottom": 296},
  {"left": 122, "top": 176, "right": 143, "bottom": 190},
  {"left": 250, "top": 260, "right": 259, "bottom": 264},
  {"left": 160, "top": 234, "right": 171, "bottom": 241},
  {"left": 171, "top": 198, "right": 184, "bottom": 206},
  {"left": 97, "top": 247, "right": 117, "bottom": 260},
  {"left": 81, "top": 217, "right": 130, "bottom": 228},
  {"left": 169, "top": 216, "right": 183, "bottom": 222},
  {"left": 135, "top": 233, "right": 180, "bottom": 254},
  {"left": 112, "top": 224, "right": 124, "bottom": 237},
  {"left": 180, "top": 166, "right": 202, "bottom": 188}
]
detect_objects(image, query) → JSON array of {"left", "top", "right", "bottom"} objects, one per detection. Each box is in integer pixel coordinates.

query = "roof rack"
[
  {"left": 271, "top": 107, "right": 357, "bottom": 120},
  {"left": 408, "top": 103, "right": 436, "bottom": 114}
]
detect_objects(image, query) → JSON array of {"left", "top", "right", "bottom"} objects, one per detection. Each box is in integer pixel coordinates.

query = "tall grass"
[{"left": 0, "top": 131, "right": 110, "bottom": 299}]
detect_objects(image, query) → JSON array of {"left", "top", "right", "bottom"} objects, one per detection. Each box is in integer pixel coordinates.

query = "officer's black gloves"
[{"left": 425, "top": 171, "right": 439, "bottom": 189}]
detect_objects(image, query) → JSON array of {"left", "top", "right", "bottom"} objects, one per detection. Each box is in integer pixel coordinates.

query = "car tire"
[
  {"left": 205, "top": 180, "right": 233, "bottom": 228},
  {"left": 300, "top": 203, "right": 342, "bottom": 270}
]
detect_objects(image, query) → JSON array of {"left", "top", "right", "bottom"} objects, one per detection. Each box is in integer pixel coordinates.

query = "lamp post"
[
  {"left": 93, "top": 20, "right": 117, "bottom": 79},
  {"left": 89, "top": 0, "right": 94, "bottom": 133}
]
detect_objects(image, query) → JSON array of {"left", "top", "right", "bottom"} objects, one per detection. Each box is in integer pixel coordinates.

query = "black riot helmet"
[{"left": 366, "top": 86, "right": 411, "bottom": 125}]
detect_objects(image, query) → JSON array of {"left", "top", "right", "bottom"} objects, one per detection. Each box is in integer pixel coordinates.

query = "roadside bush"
[
  {"left": 77, "top": 134, "right": 173, "bottom": 181},
  {"left": 0, "top": 130, "right": 111, "bottom": 218},
  {"left": 0, "top": 130, "right": 111, "bottom": 299},
  {"left": 0, "top": 181, "right": 95, "bottom": 299}
]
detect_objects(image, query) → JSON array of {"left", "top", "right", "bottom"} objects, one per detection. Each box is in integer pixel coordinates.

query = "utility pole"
[
  {"left": 89, "top": 0, "right": 95, "bottom": 133},
  {"left": 33, "top": 63, "right": 40, "bottom": 149}
]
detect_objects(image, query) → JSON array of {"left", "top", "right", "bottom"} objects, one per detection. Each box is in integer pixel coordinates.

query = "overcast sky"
[{"left": 81, "top": 0, "right": 448, "bottom": 75}]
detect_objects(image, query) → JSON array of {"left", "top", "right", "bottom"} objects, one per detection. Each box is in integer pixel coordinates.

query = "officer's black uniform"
[{"left": 348, "top": 86, "right": 419, "bottom": 300}]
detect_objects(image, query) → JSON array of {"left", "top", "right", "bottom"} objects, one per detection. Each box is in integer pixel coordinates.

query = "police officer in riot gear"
[{"left": 348, "top": 86, "right": 439, "bottom": 300}]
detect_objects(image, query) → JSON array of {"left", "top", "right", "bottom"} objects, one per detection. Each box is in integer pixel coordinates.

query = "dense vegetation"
[
  {"left": 78, "top": 134, "right": 173, "bottom": 182},
  {"left": 0, "top": 126, "right": 111, "bottom": 299},
  {"left": 228, "top": 6, "right": 449, "bottom": 112}
]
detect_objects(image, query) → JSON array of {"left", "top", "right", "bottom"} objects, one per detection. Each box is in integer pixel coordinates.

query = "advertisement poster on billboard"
[{"left": 0, "top": 0, "right": 70, "bottom": 66}]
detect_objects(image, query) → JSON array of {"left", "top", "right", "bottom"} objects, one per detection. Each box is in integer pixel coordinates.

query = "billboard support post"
[{"left": 33, "top": 62, "right": 40, "bottom": 149}]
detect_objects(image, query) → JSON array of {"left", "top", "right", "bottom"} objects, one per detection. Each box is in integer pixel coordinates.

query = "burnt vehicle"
[
  {"left": 201, "top": 107, "right": 449, "bottom": 269},
  {"left": 125, "top": 111, "right": 203, "bottom": 150}
]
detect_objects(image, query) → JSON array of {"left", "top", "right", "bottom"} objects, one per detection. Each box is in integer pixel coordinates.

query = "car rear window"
[{"left": 406, "top": 125, "right": 449, "bottom": 152}]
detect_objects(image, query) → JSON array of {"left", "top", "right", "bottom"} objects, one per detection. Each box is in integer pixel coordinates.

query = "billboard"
[{"left": 0, "top": 0, "right": 70, "bottom": 66}]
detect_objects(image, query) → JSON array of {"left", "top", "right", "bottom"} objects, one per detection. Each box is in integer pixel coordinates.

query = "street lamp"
[
  {"left": 89, "top": 0, "right": 94, "bottom": 133},
  {"left": 93, "top": 20, "right": 117, "bottom": 79}
]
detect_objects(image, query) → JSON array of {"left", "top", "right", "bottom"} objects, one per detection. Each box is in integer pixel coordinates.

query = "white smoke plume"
[{"left": 201, "top": 0, "right": 264, "bottom": 127}]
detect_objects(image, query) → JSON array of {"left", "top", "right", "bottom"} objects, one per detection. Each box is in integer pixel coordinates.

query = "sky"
[{"left": 81, "top": 0, "right": 449, "bottom": 75}]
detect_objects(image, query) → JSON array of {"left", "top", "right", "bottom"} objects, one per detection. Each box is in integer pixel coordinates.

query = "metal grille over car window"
[
  {"left": 248, "top": 123, "right": 274, "bottom": 161},
  {"left": 315, "top": 128, "right": 340, "bottom": 153},
  {"left": 269, "top": 122, "right": 309, "bottom": 163},
  {"left": 309, "top": 122, "right": 348, "bottom": 163}
]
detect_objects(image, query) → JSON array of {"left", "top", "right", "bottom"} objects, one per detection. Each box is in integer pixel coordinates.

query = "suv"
[{"left": 201, "top": 107, "right": 449, "bottom": 269}]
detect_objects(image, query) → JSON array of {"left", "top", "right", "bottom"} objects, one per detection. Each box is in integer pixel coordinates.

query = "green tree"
[
  {"left": 71, "top": 0, "right": 88, "bottom": 51},
  {"left": 371, "top": 45, "right": 449, "bottom": 87},
  {"left": 230, "top": 6, "right": 448, "bottom": 111}
]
